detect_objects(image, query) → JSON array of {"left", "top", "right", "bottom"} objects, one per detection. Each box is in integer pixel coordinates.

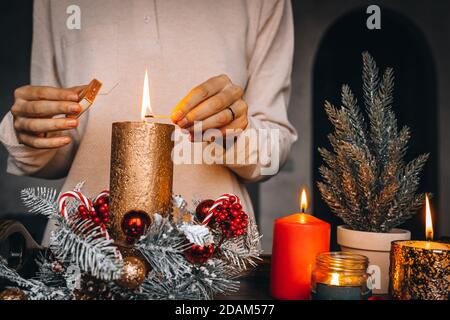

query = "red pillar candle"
[{"left": 271, "top": 189, "right": 330, "bottom": 300}]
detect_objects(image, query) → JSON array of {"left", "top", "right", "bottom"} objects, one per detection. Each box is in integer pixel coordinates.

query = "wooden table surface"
[{"left": 216, "top": 254, "right": 273, "bottom": 300}]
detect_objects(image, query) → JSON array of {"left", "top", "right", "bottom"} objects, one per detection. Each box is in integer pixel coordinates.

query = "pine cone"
[{"left": 74, "top": 275, "right": 113, "bottom": 300}]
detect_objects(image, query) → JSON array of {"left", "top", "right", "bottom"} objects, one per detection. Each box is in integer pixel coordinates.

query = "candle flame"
[
  {"left": 425, "top": 193, "right": 433, "bottom": 241},
  {"left": 300, "top": 189, "right": 308, "bottom": 213},
  {"left": 330, "top": 273, "right": 340, "bottom": 286},
  {"left": 141, "top": 69, "right": 152, "bottom": 120}
]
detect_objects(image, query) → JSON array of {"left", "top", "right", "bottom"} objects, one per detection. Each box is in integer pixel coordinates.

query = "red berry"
[
  {"left": 229, "top": 195, "right": 236, "bottom": 204},
  {"left": 222, "top": 200, "right": 230, "bottom": 208},
  {"left": 93, "top": 217, "right": 101, "bottom": 224},
  {"left": 103, "top": 217, "right": 109, "bottom": 223},
  {"left": 232, "top": 203, "right": 242, "bottom": 211},
  {"left": 96, "top": 198, "right": 105, "bottom": 205},
  {"left": 78, "top": 205, "right": 86, "bottom": 212},
  {"left": 99, "top": 204, "right": 108, "bottom": 214}
]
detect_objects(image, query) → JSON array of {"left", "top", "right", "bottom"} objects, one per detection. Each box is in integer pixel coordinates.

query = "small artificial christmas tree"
[{"left": 317, "top": 52, "right": 429, "bottom": 233}]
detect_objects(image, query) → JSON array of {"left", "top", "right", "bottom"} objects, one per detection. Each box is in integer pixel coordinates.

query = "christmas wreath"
[{"left": 0, "top": 182, "right": 262, "bottom": 300}]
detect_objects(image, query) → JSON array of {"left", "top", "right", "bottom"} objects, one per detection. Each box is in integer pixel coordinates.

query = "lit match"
[{"left": 145, "top": 114, "right": 172, "bottom": 119}]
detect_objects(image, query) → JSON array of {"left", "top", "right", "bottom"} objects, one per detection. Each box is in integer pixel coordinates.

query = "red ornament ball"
[
  {"left": 121, "top": 210, "right": 151, "bottom": 244},
  {"left": 195, "top": 199, "right": 215, "bottom": 223},
  {"left": 184, "top": 243, "right": 215, "bottom": 264}
]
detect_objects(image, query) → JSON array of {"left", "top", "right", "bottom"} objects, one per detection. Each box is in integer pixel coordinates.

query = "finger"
[
  {"left": 187, "top": 99, "right": 247, "bottom": 133},
  {"left": 17, "top": 132, "right": 72, "bottom": 149},
  {"left": 14, "top": 117, "right": 78, "bottom": 134},
  {"left": 187, "top": 116, "right": 247, "bottom": 143},
  {"left": 14, "top": 85, "right": 83, "bottom": 102},
  {"left": 179, "top": 84, "right": 244, "bottom": 128},
  {"left": 11, "top": 100, "right": 81, "bottom": 118},
  {"left": 68, "top": 85, "right": 88, "bottom": 93},
  {"left": 171, "top": 74, "right": 231, "bottom": 122},
  {"left": 218, "top": 115, "right": 248, "bottom": 137}
]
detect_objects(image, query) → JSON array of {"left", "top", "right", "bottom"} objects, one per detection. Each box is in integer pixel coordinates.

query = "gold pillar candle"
[
  {"left": 110, "top": 121, "right": 174, "bottom": 243},
  {"left": 389, "top": 240, "right": 449, "bottom": 300},
  {"left": 389, "top": 194, "right": 449, "bottom": 300}
]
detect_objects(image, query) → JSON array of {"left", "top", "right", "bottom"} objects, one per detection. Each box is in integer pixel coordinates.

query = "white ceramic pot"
[{"left": 337, "top": 225, "right": 411, "bottom": 295}]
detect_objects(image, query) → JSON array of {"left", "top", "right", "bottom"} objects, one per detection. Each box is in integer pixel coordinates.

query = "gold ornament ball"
[
  {"left": 0, "top": 288, "right": 27, "bottom": 300},
  {"left": 115, "top": 256, "right": 148, "bottom": 290}
]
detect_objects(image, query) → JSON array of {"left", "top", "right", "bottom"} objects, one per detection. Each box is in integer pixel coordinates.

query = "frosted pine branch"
[
  {"left": 50, "top": 216, "right": 122, "bottom": 281},
  {"left": 35, "top": 254, "right": 66, "bottom": 287},
  {"left": 137, "top": 214, "right": 191, "bottom": 279},
  {"left": 219, "top": 217, "right": 262, "bottom": 270},
  {"left": 21, "top": 187, "right": 59, "bottom": 217},
  {"left": 0, "top": 258, "right": 72, "bottom": 300}
]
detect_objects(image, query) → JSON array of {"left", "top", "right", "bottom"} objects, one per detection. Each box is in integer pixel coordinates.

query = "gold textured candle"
[
  {"left": 389, "top": 194, "right": 450, "bottom": 300},
  {"left": 109, "top": 70, "right": 175, "bottom": 244},
  {"left": 389, "top": 240, "right": 449, "bottom": 300}
]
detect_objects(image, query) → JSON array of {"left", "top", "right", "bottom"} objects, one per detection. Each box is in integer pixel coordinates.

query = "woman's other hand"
[{"left": 11, "top": 85, "right": 86, "bottom": 149}]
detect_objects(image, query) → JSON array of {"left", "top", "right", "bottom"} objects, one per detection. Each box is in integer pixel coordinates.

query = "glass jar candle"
[{"left": 311, "top": 252, "right": 372, "bottom": 300}]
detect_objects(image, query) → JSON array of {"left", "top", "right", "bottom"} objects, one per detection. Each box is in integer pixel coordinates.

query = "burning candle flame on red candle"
[
  {"left": 298, "top": 189, "right": 308, "bottom": 224},
  {"left": 425, "top": 193, "right": 433, "bottom": 241},
  {"left": 141, "top": 69, "right": 153, "bottom": 120},
  {"left": 300, "top": 189, "right": 308, "bottom": 213}
]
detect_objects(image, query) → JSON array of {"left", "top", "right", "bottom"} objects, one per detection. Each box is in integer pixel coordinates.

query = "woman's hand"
[
  {"left": 11, "top": 85, "right": 86, "bottom": 149},
  {"left": 171, "top": 75, "right": 248, "bottom": 140}
]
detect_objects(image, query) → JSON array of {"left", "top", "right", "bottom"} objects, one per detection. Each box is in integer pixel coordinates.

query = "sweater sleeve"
[
  {"left": 222, "top": 0, "right": 297, "bottom": 183},
  {"left": 0, "top": 0, "right": 79, "bottom": 179}
]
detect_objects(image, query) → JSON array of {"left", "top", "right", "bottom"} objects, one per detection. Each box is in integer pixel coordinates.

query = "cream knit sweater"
[{"left": 0, "top": 0, "right": 297, "bottom": 244}]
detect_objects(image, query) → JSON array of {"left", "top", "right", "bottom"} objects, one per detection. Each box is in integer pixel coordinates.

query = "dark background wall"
[{"left": 0, "top": 1, "right": 449, "bottom": 250}]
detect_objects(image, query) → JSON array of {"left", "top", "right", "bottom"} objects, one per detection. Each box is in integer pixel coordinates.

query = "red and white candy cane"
[
  {"left": 94, "top": 190, "right": 110, "bottom": 204},
  {"left": 58, "top": 190, "right": 122, "bottom": 261},
  {"left": 202, "top": 194, "right": 240, "bottom": 225},
  {"left": 58, "top": 191, "right": 93, "bottom": 220}
]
